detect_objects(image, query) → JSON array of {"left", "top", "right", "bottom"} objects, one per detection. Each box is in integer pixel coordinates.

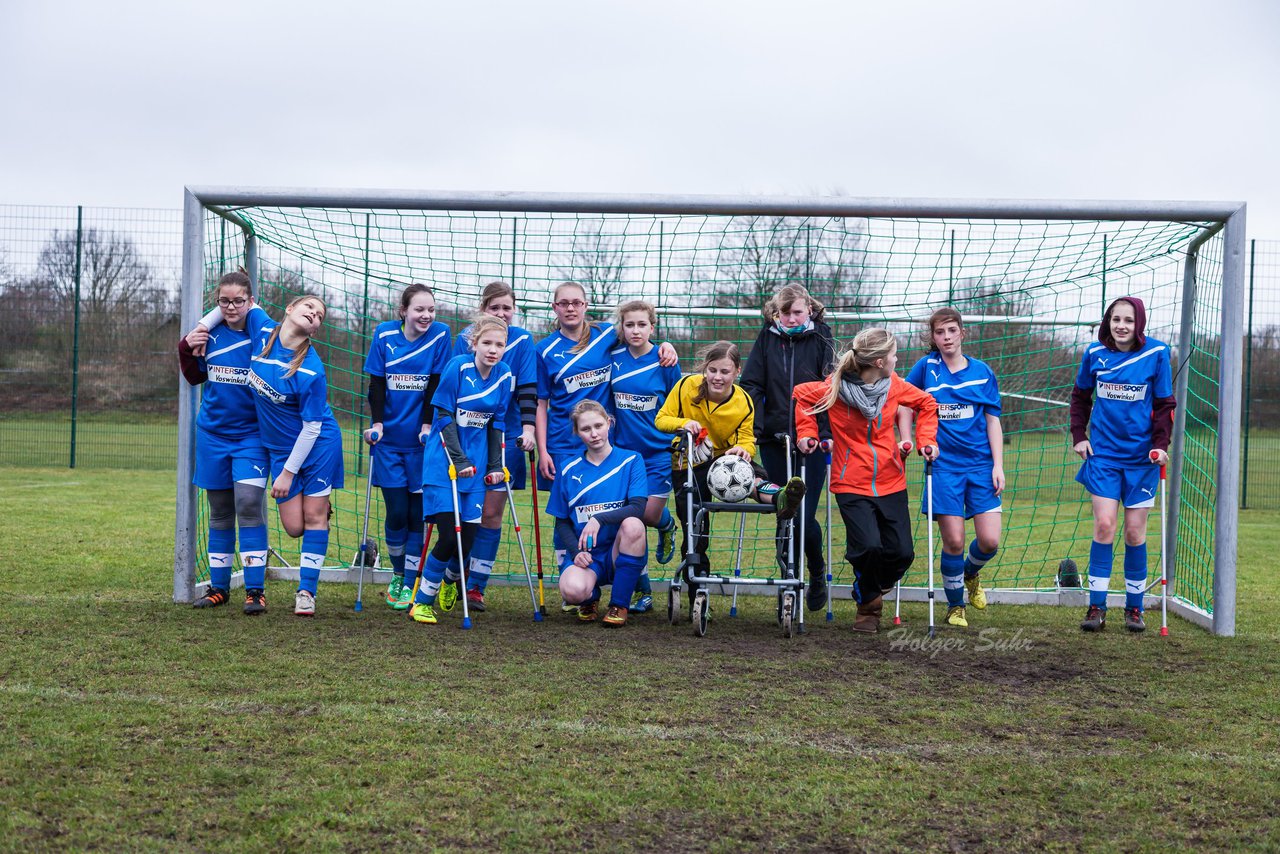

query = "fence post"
[
  {"left": 1241, "top": 239, "right": 1255, "bottom": 509},
  {"left": 70, "top": 205, "right": 83, "bottom": 469}
]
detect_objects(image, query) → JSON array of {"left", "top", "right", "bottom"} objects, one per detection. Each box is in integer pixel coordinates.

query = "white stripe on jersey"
[
  {"left": 206, "top": 339, "right": 251, "bottom": 360},
  {"left": 923, "top": 377, "right": 990, "bottom": 395},
  {"left": 506, "top": 333, "right": 529, "bottom": 354},
  {"left": 1097, "top": 345, "right": 1166, "bottom": 378},
  {"left": 251, "top": 356, "right": 317, "bottom": 376},
  {"left": 385, "top": 328, "right": 448, "bottom": 368},
  {"left": 552, "top": 328, "right": 613, "bottom": 384},
  {"left": 567, "top": 453, "right": 639, "bottom": 508},
  {"left": 612, "top": 361, "right": 661, "bottom": 384},
  {"left": 456, "top": 366, "right": 514, "bottom": 404}
]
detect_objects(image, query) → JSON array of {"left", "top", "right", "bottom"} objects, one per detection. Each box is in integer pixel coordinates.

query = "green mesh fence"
[
  {"left": 0, "top": 205, "right": 183, "bottom": 468},
  {"left": 185, "top": 204, "right": 1225, "bottom": 617}
]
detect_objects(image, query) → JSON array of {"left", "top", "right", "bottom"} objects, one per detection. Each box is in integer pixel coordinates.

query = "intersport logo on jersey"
[
  {"left": 455, "top": 409, "right": 492, "bottom": 429},
  {"left": 387, "top": 374, "right": 430, "bottom": 391},
  {"left": 576, "top": 500, "right": 623, "bottom": 524},
  {"left": 208, "top": 365, "right": 250, "bottom": 385},
  {"left": 247, "top": 372, "right": 286, "bottom": 404},
  {"left": 1097, "top": 381, "right": 1147, "bottom": 402},
  {"left": 937, "top": 403, "right": 974, "bottom": 420},
  {"left": 564, "top": 367, "right": 610, "bottom": 393},
  {"left": 614, "top": 392, "right": 657, "bottom": 412}
]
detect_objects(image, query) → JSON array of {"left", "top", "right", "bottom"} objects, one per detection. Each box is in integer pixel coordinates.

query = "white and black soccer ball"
[{"left": 707, "top": 455, "right": 754, "bottom": 503}]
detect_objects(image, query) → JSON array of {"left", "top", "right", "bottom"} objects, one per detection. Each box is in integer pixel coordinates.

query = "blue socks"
[
  {"left": 299, "top": 529, "right": 328, "bottom": 595},
  {"left": 941, "top": 551, "right": 965, "bottom": 607},
  {"left": 1124, "top": 543, "right": 1148, "bottom": 611},
  {"left": 385, "top": 525, "right": 407, "bottom": 574},
  {"left": 610, "top": 553, "right": 647, "bottom": 609},
  {"left": 468, "top": 525, "right": 501, "bottom": 593},
  {"left": 404, "top": 528, "right": 423, "bottom": 588},
  {"left": 416, "top": 554, "right": 448, "bottom": 605},
  {"left": 240, "top": 524, "right": 268, "bottom": 590},
  {"left": 1088, "top": 540, "right": 1113, "bottom": 608},
  {"left": 964, "top": 541, "right": 997, "bottom": 579},
  {"left": 208, "top": 527, "right": 235, "bottom": 591}
]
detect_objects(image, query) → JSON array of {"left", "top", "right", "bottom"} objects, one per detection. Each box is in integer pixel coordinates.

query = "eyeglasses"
[
  {"left": 554, "top": 300, "right": 586, "bottom": 309},
  {"left": 217, "top": 297, "right": 248, "bottom": 308}
]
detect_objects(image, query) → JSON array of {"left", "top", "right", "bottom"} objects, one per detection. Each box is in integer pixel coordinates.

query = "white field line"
[
  {"left": 0, "top": 481, "right": 84, "bottom": 490},
  {"left": 3, "top": 681, "right": 1277, "bottom": 769}
]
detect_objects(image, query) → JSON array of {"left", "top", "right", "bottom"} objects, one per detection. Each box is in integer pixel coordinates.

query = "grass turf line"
[{"left": 1, "top": 465, "right": 1278, "bottom": 851}]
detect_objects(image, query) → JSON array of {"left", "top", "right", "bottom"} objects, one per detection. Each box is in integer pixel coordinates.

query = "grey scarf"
[{"left": 839, "top": 377, "right": 891, "bottom": 420}]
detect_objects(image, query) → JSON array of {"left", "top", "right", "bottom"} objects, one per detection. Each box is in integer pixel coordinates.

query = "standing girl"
[
  {"left": 902, "top": 308, "right": 1005, "bottom": 628},
  {"left": 656, "top": 341, "right": 807, "bottom": 610},
  {"left": 179, "top": 272, "right": 271, "bottom": 614},
  {"left": 452, "top": 282, "right": 538, "bottom": 611},
  {"left": 410, "top": 315, "right": 514, "bottom": 625},
  {"left": 794, "top": 329, "right": 938, "bottom": 634},
  {"left": 363, "top": 284, "right": 452, "bottom": 611},
  {"left": 547, "top": 400, "right": 651, "bottom": 627},
  {"left": 1070, "top": 296, "right": 1173, "bottom": 633},
  {"left": 740, "top": 284, "right": 837, "bottom": 611},
  {"left": 609, "top": 300, "right": 683, "bottom": 612}
]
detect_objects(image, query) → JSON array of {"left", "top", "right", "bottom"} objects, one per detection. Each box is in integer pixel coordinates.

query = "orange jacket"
[{"left": 793, "top": 375, "right": 938, "bottom": 497}]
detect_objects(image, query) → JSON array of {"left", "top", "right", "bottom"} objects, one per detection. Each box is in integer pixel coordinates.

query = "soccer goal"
[{"left": 173, "top": 188, "right": 1245, "bottom": 636}]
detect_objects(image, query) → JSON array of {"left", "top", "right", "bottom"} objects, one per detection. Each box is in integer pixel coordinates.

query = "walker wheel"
[
  {"left": 782, "top": 591, "right": 795, "bottom": 638},
  {"left": 693, "top": 592, "right": 709, "bottom": 637}
]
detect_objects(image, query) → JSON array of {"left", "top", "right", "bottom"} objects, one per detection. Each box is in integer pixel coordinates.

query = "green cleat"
[
  {"left": 964, "top": 574, "right": 987, "bottom": 610},
  {"left": 410, "top": 602, "right": 437, "bottom": 624},
  {"left": 439, "top": 580, "right": 459, "bottom": 612},
  {"left": 384, "top": 576, "right": 404, "bottom": 607},
  {"left": 393, "top": 582, "right": 414, "bottom": 611},
  {"left": 656, "top": 519, "right": 678, "bottom": 565}
]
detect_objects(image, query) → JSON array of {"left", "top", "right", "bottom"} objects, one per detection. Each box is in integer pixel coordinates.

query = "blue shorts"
[
  {"left": 641, "top": 451, "right": 673, "bottom": 498},
  {"left": 371, "top": 444, "right": 423, "bottom": 493},
  {"left": 1076, "top": 456, "right": 1159, "bottom": 509},
  {"left": 536, "top": 449, "right": 580, "bottom": 493},
  {"left": 560, "top": 543, "right": 618, "bottom": 585},
  {"left": 487, "top": 439, "right": 527, "bottom": 492},
  {"left": 194, "top": 428, "right": 268, "bottom": 490},
  {"left": 921, "top": 467, "right": 1002, "bottom": 519},
  {"left": 423, "top": 485, "right": 485, "bottom": 523},
  {"left": 268, "top": 434, "right": 345, "bottom": 503}
]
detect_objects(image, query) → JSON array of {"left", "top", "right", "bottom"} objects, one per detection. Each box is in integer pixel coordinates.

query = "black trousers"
[
  {"left": 759, "top": 440, "right": 827, "bottom": 575},
  {"left": 836, "top": 490, "right": 914, "bottom": 603}
]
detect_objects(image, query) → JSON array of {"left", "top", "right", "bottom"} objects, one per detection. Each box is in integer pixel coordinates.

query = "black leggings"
[
  {"left": 429, "top": 511, "right": 477, "bottom": 565},
  {"left": 759, "top": 440, "right": 827, "bottom": 574},
  {"left": 836, "top": 490, "right": 914, "bottom": 603}
]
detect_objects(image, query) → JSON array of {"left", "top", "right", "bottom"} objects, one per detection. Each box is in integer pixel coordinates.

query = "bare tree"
[
  {"left": 554, "top": 222, "right": 630, "bottom": 309},
  {"left": 36, "top": 227, "right": 155, "bottom": 318}
]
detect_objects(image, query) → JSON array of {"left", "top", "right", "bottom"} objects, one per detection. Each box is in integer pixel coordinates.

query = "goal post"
[{"left": 173, "top": 187, "right": 1245, "bottom": 636}]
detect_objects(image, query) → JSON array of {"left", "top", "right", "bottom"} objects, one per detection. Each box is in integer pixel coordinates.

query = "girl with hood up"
[{"left": 1070, "top": 296, "right": 1175, "bottom": 634}]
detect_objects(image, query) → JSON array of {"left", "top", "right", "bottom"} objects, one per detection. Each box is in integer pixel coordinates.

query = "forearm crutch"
[
  {"left": 925, "top": 456, "right": 936, "bottom": 639},
  {"left": 893, "top": 440, "right": 913, "bottom": 627},
  {"left": 822, "top": 440, "right": 834, "bottom": 622},
  {"left": 503, "top": 442, "right": 543, "bottom": 622},
  {"left": 354, "top": 450, "right": 376, "bottom": 613},
  {"left": 443, "top": 433, "right": 472, "bottom": 630},
  {"left": 1151, "top": 451, "right": 1170, "bottom": 637},
  {"left": 528, "top": 450, "right": 546, "bottom": 614}
]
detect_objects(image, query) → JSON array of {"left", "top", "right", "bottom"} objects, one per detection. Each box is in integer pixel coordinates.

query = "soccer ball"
[{"left": 707, "top": 455, "right": 754, "bottom": 503}]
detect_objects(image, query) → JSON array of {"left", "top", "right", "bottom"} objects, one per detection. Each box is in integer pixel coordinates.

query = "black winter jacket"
[{"left": 740, "top": 319, "right": 837, "bottom": 444}]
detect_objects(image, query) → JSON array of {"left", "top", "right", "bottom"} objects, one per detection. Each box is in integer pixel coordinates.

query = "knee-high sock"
[
  {"left": 299, "top": 529, "right": 328, "bottom": 595},
  {"left": 610, "top": 553, "right": 647, "bottom": 609},
  {"left": 941, "top": 551, "right": 965, "bottom": 608},
  {"left": 415, "top": 553, "right": 449, "bottom": 605},
  {"left": 208, "top": 528, "right": 235, "bottom": 591},
  {"left": 239, "top": 524, "right": 268, "bottom": 591},
  {"left": 385, "top": 525, "right": 408, "bottom": 574},
  {"left": 404, "top": 529, "right": 423, "bottom": 587},
  {"left": 964, "top": 540, "right": 997, "bottom": 578},
  {"left": 1088, "top": 540, "right": 1114, "bottom": 608},
  {"left": 468, "top": 525, "right": 501, "bottom": 593},
  {"left": 1124, "top": 543, "right": 1148, "bottom": 611}
]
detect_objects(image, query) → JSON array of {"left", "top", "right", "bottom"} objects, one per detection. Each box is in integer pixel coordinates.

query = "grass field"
[{"left": 2, "top": 465, "right": 1278, "bottom": 851}]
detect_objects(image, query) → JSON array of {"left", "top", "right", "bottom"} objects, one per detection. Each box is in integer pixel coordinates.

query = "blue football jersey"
[
  {"left": 1075, "top": 338, "right": 1173, "bottom": 465},
  {"left": 905, "top": 355, "right": 1001, "bottom": 472},
  {"left": 610, "top": 345, "right": 682, "bottom": 456},
  {"left": 536, "top": 323, "right": 619, "bottom": 458},
  {"left": 454, "top": 322, "right": 536, "bottom": 438},
  {"left": 364, "top": 319, "right": 451, "bottom": 450},
  {"left": 423, "top": 354, "right": 514, "bottom": 494},
  {"left": 196, "top": 314, "right": 273, "bottom": 438},
  {"left": 545, "top": 445, "right": 647, "bottom": 549},
  {"left": 248, "top": 326, "right": 342, "bottom": 454}
]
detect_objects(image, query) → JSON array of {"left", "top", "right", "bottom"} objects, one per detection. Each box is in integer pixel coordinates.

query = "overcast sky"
[{"left": 2, "top": 0, "right": 1277, "bottom": 236}]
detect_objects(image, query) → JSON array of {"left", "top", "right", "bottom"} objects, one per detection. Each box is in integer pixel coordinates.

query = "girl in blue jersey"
[
  {"left": 534, "top": 281, "right": 678, "bottom": 489},
  {"left": 610, "top": 300, "right": 682, "bottom": 612},
  {"left": 179, "top": 272, "right": 271, "bottom": 615},
  {"left": 1070, "top": 296, "right": 1174, "bottom": 634},
  {"left": 452, "top": 282, "right": 538, "bottom": 611},
  {"left": 903, "top": 308, "right": 1005, "bottom": 629},
  {"left": 547, "top": 400, "right": 651, "bottom": 627},
  {"left": 362, "top": 284, "right": 452, "bottom": 611},
  {"left": 410, "top": 315, "right": 515, "bottom": 625}
]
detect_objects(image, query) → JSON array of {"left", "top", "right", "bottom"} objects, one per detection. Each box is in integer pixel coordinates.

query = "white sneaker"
[{"left": 294, "top": 589, "right": 316, "bottom": 616}]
